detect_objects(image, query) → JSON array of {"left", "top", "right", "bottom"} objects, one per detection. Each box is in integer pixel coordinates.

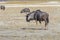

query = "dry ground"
[{"left": 0, "top": 6, "right": 60, "bottom": 40}]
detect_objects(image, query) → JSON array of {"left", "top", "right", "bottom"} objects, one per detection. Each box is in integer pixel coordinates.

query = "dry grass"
[
  {"left": 0, "top": 7, "right": 60, "bottom": 28},
  {"left": 0, "top": 6, "right": 60, "bottom": 40}
]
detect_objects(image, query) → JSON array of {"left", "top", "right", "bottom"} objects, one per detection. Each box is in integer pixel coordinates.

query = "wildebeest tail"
[{"left": 47, "top": 17, "right": 49, "bottom": 23}]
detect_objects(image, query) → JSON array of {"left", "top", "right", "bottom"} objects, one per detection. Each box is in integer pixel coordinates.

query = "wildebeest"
[
  {"left": 20, "top": 8, "right": 30, "bottom": 14},
  {"left": 26, "top": 10, "right": 49, "bottom": 30},
  {"left": 0, "top": 5, "right": 5, "bottom": 10}
]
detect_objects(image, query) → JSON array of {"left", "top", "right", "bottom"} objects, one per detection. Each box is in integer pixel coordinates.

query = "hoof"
[
  {"left": 44, "top": 29, "right": 47, "bottom": 30},
  {"left": 44, "top": 28, "right": 48, "bottom": 30}
]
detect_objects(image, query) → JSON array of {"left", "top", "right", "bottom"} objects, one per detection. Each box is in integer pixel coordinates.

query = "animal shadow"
[{"left": 21, "top": 28, "right": 48, "bottom": 30}]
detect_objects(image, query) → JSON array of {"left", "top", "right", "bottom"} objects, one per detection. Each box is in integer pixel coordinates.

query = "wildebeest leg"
[
  {"left": 44, "top": 19, "right": 48, "bottom": 30},
  {"left": 34, "top": 15, "right": 38, "bottom": 25},
  {"left": 39, "top": 21, "right": 41, "bottom": 24},
  {"left": 35, "top": 20, "right": 37, "bottom": 25},
  {"left": 45, "top": 17, "right": 49, "bottom": 30}
]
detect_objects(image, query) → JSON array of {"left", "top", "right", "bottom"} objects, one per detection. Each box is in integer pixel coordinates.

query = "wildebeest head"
[
  {"left": 20, "top": 8, "right": 30, "bottom": 13},
  {"left": 26, "top": 11, "right": 35, "bottom": 22},
  {"left": 0, "top": 5, "right": 5, "bottom": 10}
]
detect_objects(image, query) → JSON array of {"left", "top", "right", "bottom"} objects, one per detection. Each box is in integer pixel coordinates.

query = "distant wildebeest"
[
  {"left": 0, "top": 5, "right": 5, "bottom": 10},
  {"left": 26, "top": 10, "right": 49, "bottom": 30},
  {"left": 20, "top": 8, "right": 30, "bottom": 14}
]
